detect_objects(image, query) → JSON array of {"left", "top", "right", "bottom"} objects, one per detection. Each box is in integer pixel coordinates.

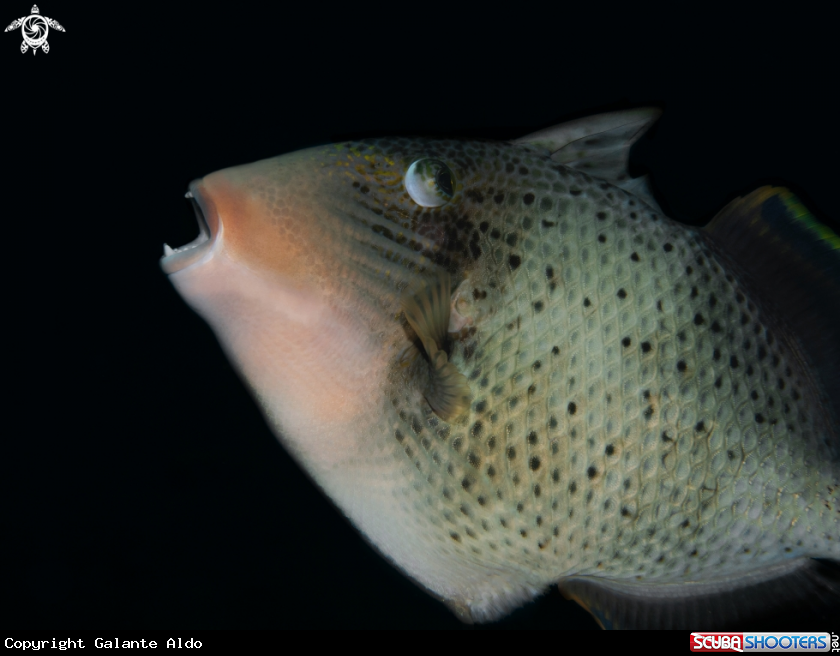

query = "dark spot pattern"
[{"left": 348, "top": 135, "right": 832, "bottom": 585}]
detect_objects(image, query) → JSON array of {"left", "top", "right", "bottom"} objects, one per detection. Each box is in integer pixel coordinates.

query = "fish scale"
[
  {"left": 162, "top": 109, "right": 840, "bottom": 626},
  {"left": 370, "top": 149, "right": 837, "bottom": 620},
  {"left": 383, "top": 158, "right": 837, "bottom": 606}
]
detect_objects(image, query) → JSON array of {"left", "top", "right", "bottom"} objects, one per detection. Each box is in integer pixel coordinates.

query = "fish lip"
[{"left": 160, "top": 180, "right": 220, "bottom": 275}]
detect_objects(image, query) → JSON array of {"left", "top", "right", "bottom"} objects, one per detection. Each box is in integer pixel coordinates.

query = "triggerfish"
[{"left": 161, "top": 109, "right": 840, "bottom": 628}]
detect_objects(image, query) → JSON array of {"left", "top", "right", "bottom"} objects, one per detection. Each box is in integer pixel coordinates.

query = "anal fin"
[{"left": 559, "top": 558, "right": 840, "bottom": 630}]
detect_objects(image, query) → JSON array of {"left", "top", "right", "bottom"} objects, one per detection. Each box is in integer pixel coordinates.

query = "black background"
[{"left": 3, "top": 3, "right": 838, "bottom": 630}]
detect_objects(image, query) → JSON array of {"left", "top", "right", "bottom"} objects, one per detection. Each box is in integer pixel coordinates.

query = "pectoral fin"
[
  {"left": 427, "top": 350, "right": 472, "bottom": 421},
  {"left": 401, "top": 272, "right": 471, "bottom": 421}
]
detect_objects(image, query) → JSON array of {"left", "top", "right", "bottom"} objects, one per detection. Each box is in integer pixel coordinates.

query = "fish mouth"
[{"left": 160, "top": 180, "right": 219, "bottom": 275}]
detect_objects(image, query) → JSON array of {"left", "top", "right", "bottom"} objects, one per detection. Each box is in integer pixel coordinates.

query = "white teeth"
[
  {"left": 184, "top": 191, "right": 194, "bottom": 199},
  {"left": 163, "top": 243, "right": 175, "bottom": 257}
]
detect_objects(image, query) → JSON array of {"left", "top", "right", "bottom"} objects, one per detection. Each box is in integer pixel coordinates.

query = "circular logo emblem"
[{"left": 21, "top": 14, "right": 47, "bottom": 49}]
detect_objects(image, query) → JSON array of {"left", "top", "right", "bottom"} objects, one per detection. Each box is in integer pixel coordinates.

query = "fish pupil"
[{"left": 436, "top": 166, "right": 454, "bottom": 196}]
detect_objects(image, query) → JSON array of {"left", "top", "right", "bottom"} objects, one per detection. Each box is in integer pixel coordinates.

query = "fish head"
[
  {"left": 161, "top": 134, "right": 600, "bottom": 622},
  {"left": 160, "top": 139, "right": 503, "bottom": 480}
]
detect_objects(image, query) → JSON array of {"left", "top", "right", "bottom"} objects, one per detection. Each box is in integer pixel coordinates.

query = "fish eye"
[{"left": 404, "top": 159, "right": 455, "bottom": 207}]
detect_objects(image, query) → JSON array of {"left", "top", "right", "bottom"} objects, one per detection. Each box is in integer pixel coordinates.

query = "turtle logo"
[{"left": 5, "top": 5, "right": 64, "bottom": 55}]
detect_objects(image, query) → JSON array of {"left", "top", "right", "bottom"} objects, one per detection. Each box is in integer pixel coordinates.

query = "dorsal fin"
[
  {"left": 704, "top": 187, "right": 840, "bottom": 446},
  {"left": 616, "top": 173, "right": 664, "bottom": 214},
  {"left": 559, "top": 558, "right": 840, "bottom": 629},
  {"left": 401, "top": 272, "right": 471, "bottom": 421},
  {"left": 513, "top": 108, "right": 661, "bottom": 190}
]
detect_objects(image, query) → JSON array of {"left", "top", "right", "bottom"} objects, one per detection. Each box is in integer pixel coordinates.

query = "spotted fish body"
[{"left": 162, "top": 110, "right": 840, "bottom": 627}]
